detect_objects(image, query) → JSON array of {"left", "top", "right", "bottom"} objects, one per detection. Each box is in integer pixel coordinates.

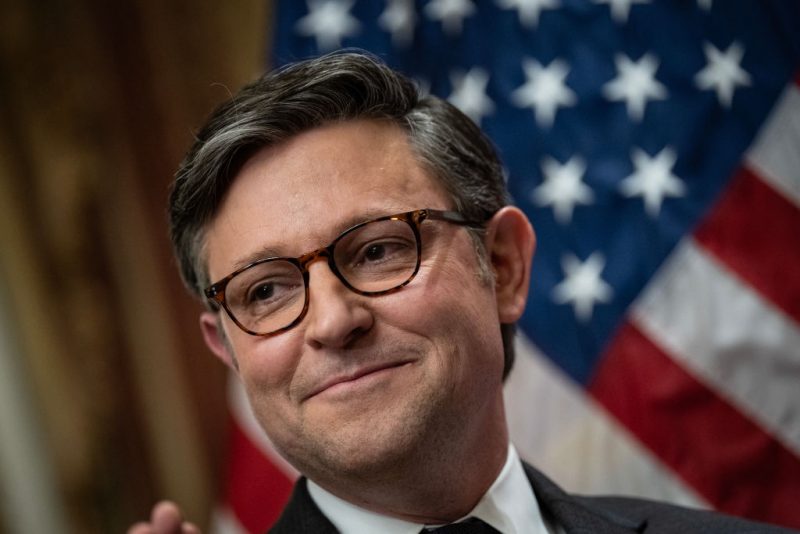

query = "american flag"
[{"left": 212, "top": 1, "right": 800, "bottom": 532}]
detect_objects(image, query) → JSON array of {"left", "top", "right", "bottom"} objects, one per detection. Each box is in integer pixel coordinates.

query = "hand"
[{"left": 127, "top": 501, "right": 200, "bottom": 534}]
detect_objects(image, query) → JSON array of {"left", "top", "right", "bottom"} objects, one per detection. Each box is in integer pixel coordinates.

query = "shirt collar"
[
  {"left": 306, "top": 444, "right": 551, "bottom": 534},
  {"left": 307, "top": 477, "right": 420, "bottom": 534}
]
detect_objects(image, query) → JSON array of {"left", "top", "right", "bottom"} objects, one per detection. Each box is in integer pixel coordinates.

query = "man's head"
[
  {"left": 168, "top": 52, "right": 535, "bottom": 512},
  {"left": 169, "top": 51, "right": 522, "bottom": 376}
]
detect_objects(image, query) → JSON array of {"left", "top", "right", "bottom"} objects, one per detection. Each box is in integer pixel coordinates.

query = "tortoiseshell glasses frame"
[{"left": 204, "top": 208, "right": 483, "bottom": 337}]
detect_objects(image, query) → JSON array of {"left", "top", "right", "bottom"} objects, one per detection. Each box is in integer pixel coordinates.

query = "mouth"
[{"left": 306, "top": 360, "right": 414, "bottom": 400}]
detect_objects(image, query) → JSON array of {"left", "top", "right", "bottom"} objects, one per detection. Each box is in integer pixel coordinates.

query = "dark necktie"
[{"left": 423, "top": 517, "right": 501, "bottom": 533}]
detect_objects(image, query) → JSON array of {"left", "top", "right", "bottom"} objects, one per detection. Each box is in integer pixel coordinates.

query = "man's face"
[{"left": 202, "top": 120, "right": 510, "bottom": 484}]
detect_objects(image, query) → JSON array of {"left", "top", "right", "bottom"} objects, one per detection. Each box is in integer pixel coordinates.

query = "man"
[{"left": 130, "top": 52, "right": 795, "bottom": 533}]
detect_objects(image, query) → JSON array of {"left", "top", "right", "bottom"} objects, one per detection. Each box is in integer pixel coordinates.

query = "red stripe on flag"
[
  {"left": 694, "top": 167, "right": 800, "bottom": 324},
  {"left": 224, "top": 415, "right": 294, "bottom": 533},
  {"left": 589, "top": 321, "right": 800, "bottom": 529}
]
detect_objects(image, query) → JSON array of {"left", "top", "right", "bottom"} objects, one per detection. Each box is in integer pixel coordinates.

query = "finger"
[
  {"left": 151, "top": 501, "right": 184, "bottom": 533},
  {"left": 127, "top": 522, "right": 153, "bottom": 534},
  {"left": 182, "top": 521, "right": 201, "bottom": 534}
]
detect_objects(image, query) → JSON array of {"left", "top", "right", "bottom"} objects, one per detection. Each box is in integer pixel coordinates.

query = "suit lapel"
[
  {"left": 522, "top": 463, "right": 645, "bottom": 534},
  {"left": 269, "top": 477, "right": 339, "bottom": 534}
]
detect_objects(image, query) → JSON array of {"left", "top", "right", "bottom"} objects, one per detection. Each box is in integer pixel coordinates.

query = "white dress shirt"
[{"left": 307, "top": 444, "right": 557, "bottom": 534}]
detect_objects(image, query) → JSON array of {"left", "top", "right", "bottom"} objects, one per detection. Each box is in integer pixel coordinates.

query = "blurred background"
[
  {"left": 2, "top": 1, "right": 799, "bottom": 533},
  {"left": 0, "top": 1, "right": 269, "bottom": 532}
]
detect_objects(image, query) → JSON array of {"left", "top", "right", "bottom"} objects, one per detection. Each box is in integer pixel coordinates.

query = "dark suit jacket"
[{"left": 270, "top": 463, "right": 797, "bottom": 533}]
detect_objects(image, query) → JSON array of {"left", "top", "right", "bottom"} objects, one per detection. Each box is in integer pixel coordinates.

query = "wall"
[{"left": 0, "top": 1, "right": 269, "bottom": 531}]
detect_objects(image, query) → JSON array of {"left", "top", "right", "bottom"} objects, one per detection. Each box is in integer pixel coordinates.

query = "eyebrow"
[
  {"left": 228, "top": 206, "right": 409, "bottom": 272},
  {"left": 230, "top": 245, "right": 284, "bottom": 272}
]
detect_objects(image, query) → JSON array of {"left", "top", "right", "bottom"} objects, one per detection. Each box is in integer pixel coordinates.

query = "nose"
[{"left": 302, "top": 260, "right": 374, "bottom": 349}]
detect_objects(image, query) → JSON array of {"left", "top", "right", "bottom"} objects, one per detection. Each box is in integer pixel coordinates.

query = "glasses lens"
[
  {"left": 334, "top": 218, "right": 419, "bottom": 293},
  {"left": 226, "top": 260, "right": 305, "bottom": 334}
]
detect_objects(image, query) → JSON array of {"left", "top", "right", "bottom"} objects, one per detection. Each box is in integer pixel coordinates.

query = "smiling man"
[
  {"left": 200, "top": 118, "right": 522, "bottom": 523},
  {"left": 130, "top": 52, "right": 796, "bottom": 534}
]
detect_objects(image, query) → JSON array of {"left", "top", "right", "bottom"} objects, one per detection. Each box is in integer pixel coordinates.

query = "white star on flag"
[
  {"left": 424, "top": 0, "right": 477, "bottom": 36},
  {"left": 603, "top": 53, "right": 668, "bottom": 121},
  {"left": 592, "top": 0, "right": 650, "bottom": 24},
  {"left": 533, "top": 155, "right": 594, "bottom": 224},
  {"left": 697, "top": 0, "right": 712, "bottom": 11},
  {"left": 379, "top": 0, "right": 417, "bottom": 47},
  {"left": 552, "top": 252, "right": 614, "bottom": 321},
  {"left": 694, "top": 41, "right": 752, "bottom": 107},
  {"left": 619, "top": 146, "right": 686, "bottom": 217},
  {"left": 295, "top": 0, "right": 361, "bottom": 51},
  {"left": 511, "top": 57, "right": 577, "bottom": 128},
  {"left": 448, "top": 67, "right": 495, "bottom": 125},
  {"left": 495, "top": 0, "right": 560, "bottom": 28}
]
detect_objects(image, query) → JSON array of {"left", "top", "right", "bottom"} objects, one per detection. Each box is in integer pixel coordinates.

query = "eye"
[
  {"left": 243, "top": 276, "right": 298, "bottom": 305},
  {"left": 364, "top": 244, "right": 387, "bottom": 262},
  {"left": 250, "top": 282, "right": 275, "bottom": 302},
  {"left": 356, "top": 239, "right": 413, "bottom": 265},
  {"left": 335, "top": 218, "right": 418, "bottom": 274}
]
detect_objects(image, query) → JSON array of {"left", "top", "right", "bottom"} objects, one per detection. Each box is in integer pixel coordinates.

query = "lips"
[{"left": 305, "top": 360, "right": 413, "bottom": 400}]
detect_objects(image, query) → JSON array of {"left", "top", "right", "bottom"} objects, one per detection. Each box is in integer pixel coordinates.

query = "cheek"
[
  {"left": 416, "top": 257, "right": 497, "bottom": 326},
  {"left": 232, "top": 331, "right": 302, "bottom": 396},
  {"left": 388, "top": 259, "right": 503, "bottom": 364},
  {"left": 234, "top": 333, "right": 309, "bottom": 448}
]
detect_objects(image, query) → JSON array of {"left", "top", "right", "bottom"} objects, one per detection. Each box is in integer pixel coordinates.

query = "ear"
[
  {"left": 200, "top": 311, "right": 239, "bottom": 371},
  {"left": 484, "top": 206, "right": 536, "bottom": 323}
]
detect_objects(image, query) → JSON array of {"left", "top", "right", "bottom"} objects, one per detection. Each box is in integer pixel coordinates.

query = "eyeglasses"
[{"left": 205, "top": 208, "right": 483, "bottom": 337}]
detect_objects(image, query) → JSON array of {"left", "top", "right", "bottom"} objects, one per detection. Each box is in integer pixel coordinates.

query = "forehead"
[{"left": 203, "top": 119, "right": 451, "bottom": 280}]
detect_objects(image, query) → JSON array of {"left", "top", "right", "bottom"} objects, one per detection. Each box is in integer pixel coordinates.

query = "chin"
[
  {"left": 320, "top": 421, "right": 421, "bottom": 477},
  {"left": 294, "top": 396, "right": 443, "bottom": 484}
]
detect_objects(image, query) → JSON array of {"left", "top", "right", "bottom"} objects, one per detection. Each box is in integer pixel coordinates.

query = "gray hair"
[{"left": 169, "top": 51, "right": 517, "bottom": 377}]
